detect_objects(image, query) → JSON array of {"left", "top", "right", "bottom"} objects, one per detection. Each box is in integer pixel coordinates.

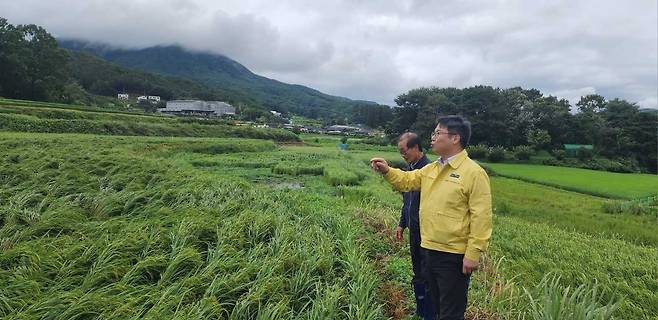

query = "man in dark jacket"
[{"left": 395, "top": 132, "right": 434, "bottom": 319}]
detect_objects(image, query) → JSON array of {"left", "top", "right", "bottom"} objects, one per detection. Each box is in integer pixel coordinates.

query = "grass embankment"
[
  {"left": 482, "top": 162, "right": 658, "bottom": 199},
  {"left": 0, "top": 101, "right": 299, "bottom": 142}
]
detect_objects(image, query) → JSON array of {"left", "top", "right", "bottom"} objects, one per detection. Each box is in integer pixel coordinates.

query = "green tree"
[
  {"left": 0, "top": 18, "right": 69, "bottom": 101},
  {"left": 527, "top": 129, "right": 551, "bottom": 151},
  {"left": 0, "top": 18, "right": 28, "bottom": 98},
  {"left": 576, "top": 94, "right": 606, "bottom": 113}
]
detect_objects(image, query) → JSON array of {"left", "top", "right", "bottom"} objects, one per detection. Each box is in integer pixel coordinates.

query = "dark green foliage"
[
  {"left": 467, "top": 144, "right": 489, "bottom": 159},
  {"left": 552, "top": 149, "right": 566, "bottom": 160},
  {"left": 541, "top": 157, "right": 641, "bottom": 173},
  {"left": 513, "top": 145, "right": 534, "bottom": 161},
  {"left": 351, "top": 104, "right": 393, "bottom": 128},
  {"left": 358, "top": 136, "right": 391, "bottom": 146},
  {"left": 389, "top": 86, "right": 658, "bottom": 173},
  {"left": 67, "top": 50, "right": 236, "bottom": 105},
  {"left": 602, "top": 197, "right": 658, "bottom": 217},
  {"left": 272, "top": 163, "right": 324, "bottom": 176},
  {"left": 60, "top": 39, "right": 392, "bottom": 125},
  {"left": 487, "top": 146, "right": 507, "bottom": 163},
  {"left": 0, "top": 18, "right": 69, "bottom": 101},
  {"left": 576, "top": 147, "right": 594, "bottom": 161}
]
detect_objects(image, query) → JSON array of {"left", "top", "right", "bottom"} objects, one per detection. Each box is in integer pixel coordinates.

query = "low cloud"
[{"left": 1, "top": 0, "right": 656, "bottom": 107}]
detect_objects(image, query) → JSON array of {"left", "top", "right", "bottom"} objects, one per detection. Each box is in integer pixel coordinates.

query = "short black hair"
[
  {"left": 399, "top": 132, "right": 423, "bottom": 152},
  {"left": 436, "top": 115, "right": 471, "bottom": 148}
]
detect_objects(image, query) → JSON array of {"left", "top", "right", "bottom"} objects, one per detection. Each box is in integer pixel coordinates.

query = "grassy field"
[
  {"left": 491, "top": 177, "right": 658, "bottom": 246},
  {"left": 0, "top": 98, "right": 142, "bottom": 115},
  {"left": 0, "top": 102, "right": 299, "bottom": 142},
  {"left": 482, "top": 162, "right": 658, "bottom": 199},
  {"left": 0, "top": 133, "right": 387, "bottom": 319},
  {"left": 1, "top": 101, "right": 657, "bottom": 319}
]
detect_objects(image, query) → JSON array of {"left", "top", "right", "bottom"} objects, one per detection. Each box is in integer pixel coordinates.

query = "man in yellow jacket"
[{"left": 370, "top": 115, "right": 492, "bottom": 320}]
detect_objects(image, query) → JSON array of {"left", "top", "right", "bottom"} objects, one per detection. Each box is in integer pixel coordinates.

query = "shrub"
[
  {"left": 323, "top": 163, "right": 362, "bottom": 186},
  {"left": 487, "top": 146, "right": 506, "bottom": 163},
  {"left": 272, "top": 163, "right": 324, "bottom": 176},
  {"left": 527, "top": 129, "right": 551, "bottom": 150},
  {"left": 576, "top": 147, "right": 594, "bottom": 161},
  {"left": 513, "top": 145, "right": 534, "bottom": 161},
  {"left": 612, "top": 157, "right": 641, "bottom": 173},
  {"left": 542, "top": 156, "right": 640, "bottom": 174},
  {"left": 602, "top": 201, "right": 624, "bottom": 214},
  {"left": 524, "top": 273, "right": 620, "bottom": 320},
  {"left": 359, "top": 136, "right": 390, "bottom": 146},
  {"left": 602, "top": 197, "right": 658, "bottom": 217},
  {"left": 552, "top": 149, "right": 566, "bottom": 160},
  {"left": 581, "top": 158, "right": 639, "bottom": 173},
  {"left": 467, "top": 144, "right": 489, "bottom": 160}
]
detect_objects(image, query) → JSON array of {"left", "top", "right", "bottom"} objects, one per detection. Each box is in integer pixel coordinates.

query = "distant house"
[
  {"left": 117, "top": 93, "right": 129, "bottom": 100},
  {"left": 306, "top": 126, "right": 324, "bottom": 134},
  {"left": 563, "top": 144, "right": 594, "bottom": 157},
  {"left": 325, "top": 125, "right": 372, "bottom": 136},
  {"left": 136, "top": 95, "right": 161, "bottom": 105},
  {"left": 159, "top": 100, "right": 236, "bottom": 117},
  {"left": 270, "top": 110, "right": 282, "bottom": 117}
]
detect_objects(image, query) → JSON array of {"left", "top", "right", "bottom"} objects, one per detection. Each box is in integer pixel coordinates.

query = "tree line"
[
  {"left": 386, "top": 86, "right": 657, "bottom": 173},
  {"left": 1, "top": 17, "right": 655, "bottom": 173}
]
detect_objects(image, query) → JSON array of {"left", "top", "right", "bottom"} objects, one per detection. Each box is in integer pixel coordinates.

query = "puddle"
[
  {"left": 257, "top": 179, "right": 304, "bottom": 189},
  {"left": 270, "top": 181, "right": 304, "bottom": 189}
]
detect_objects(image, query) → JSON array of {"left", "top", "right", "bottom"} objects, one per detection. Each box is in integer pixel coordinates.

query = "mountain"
[
  {"left": 59, "top": 39, "right": 382, "bottom": 120},
  {"left": 67, "top": 50, "right": 259, "bottom": 107}
]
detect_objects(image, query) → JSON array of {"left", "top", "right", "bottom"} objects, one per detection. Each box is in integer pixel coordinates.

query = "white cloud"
[
  {"left": 1, "top": 0, "right": 656, "bottom": 108},
  {"left": 637, "top": 96, "right": 658, "bottom": 109}
]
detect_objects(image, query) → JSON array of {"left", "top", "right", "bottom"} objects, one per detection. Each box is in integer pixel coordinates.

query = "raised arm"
[{"left": 370, "top": 157, "right": 423, "bottom": 192}]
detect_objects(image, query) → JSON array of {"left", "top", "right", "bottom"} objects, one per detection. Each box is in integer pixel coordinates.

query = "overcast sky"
[{"left": 1, "top": 0, "right": 656, "bottom": 108}]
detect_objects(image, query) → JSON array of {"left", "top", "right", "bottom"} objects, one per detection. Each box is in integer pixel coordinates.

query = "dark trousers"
[
  {"left": 422, "top": 248, "right": 471, "bottom": 320},
  {"left": 409, "top": 227, "right": 423, "bottom": 282},
  {"left": 409, "top": 228, "right": 435, "bottom": 319}
]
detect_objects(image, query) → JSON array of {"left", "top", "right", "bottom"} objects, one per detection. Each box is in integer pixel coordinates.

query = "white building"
[
  {"left": 160, "top": 100, "right": 236, "bottom": 117},
  {"left": 148, "top": 95, "right": 161, "bottom": 102},
  {"left": 117, "top": 93, "right": 129, "bottom": 100},
  {"left": 137, "top": 96, "right": 148, "bottom": 102}
]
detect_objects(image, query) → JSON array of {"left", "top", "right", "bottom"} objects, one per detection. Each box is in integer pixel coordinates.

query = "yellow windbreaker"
[{"left": 384, "top": 149, "right": 492, "bottom": 261}]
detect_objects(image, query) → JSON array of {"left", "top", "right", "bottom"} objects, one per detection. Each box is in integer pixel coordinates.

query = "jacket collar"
[
  {"left": 440, "top": 149, "right": 468, "bottom": 169},
  {"left": 409, "top": 154, "right": 430, "bottom": 170}
]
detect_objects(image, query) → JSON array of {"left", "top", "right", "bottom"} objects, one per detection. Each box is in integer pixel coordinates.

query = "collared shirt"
[
  {"left": 409, "top": 156, "right": 424, "bottom": 169},
  {"left": 385, "top": 149, "right": 493, "bottom": 261},
  {"left": 437, "top": 154, "right": 458, "bottom": 166}
]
